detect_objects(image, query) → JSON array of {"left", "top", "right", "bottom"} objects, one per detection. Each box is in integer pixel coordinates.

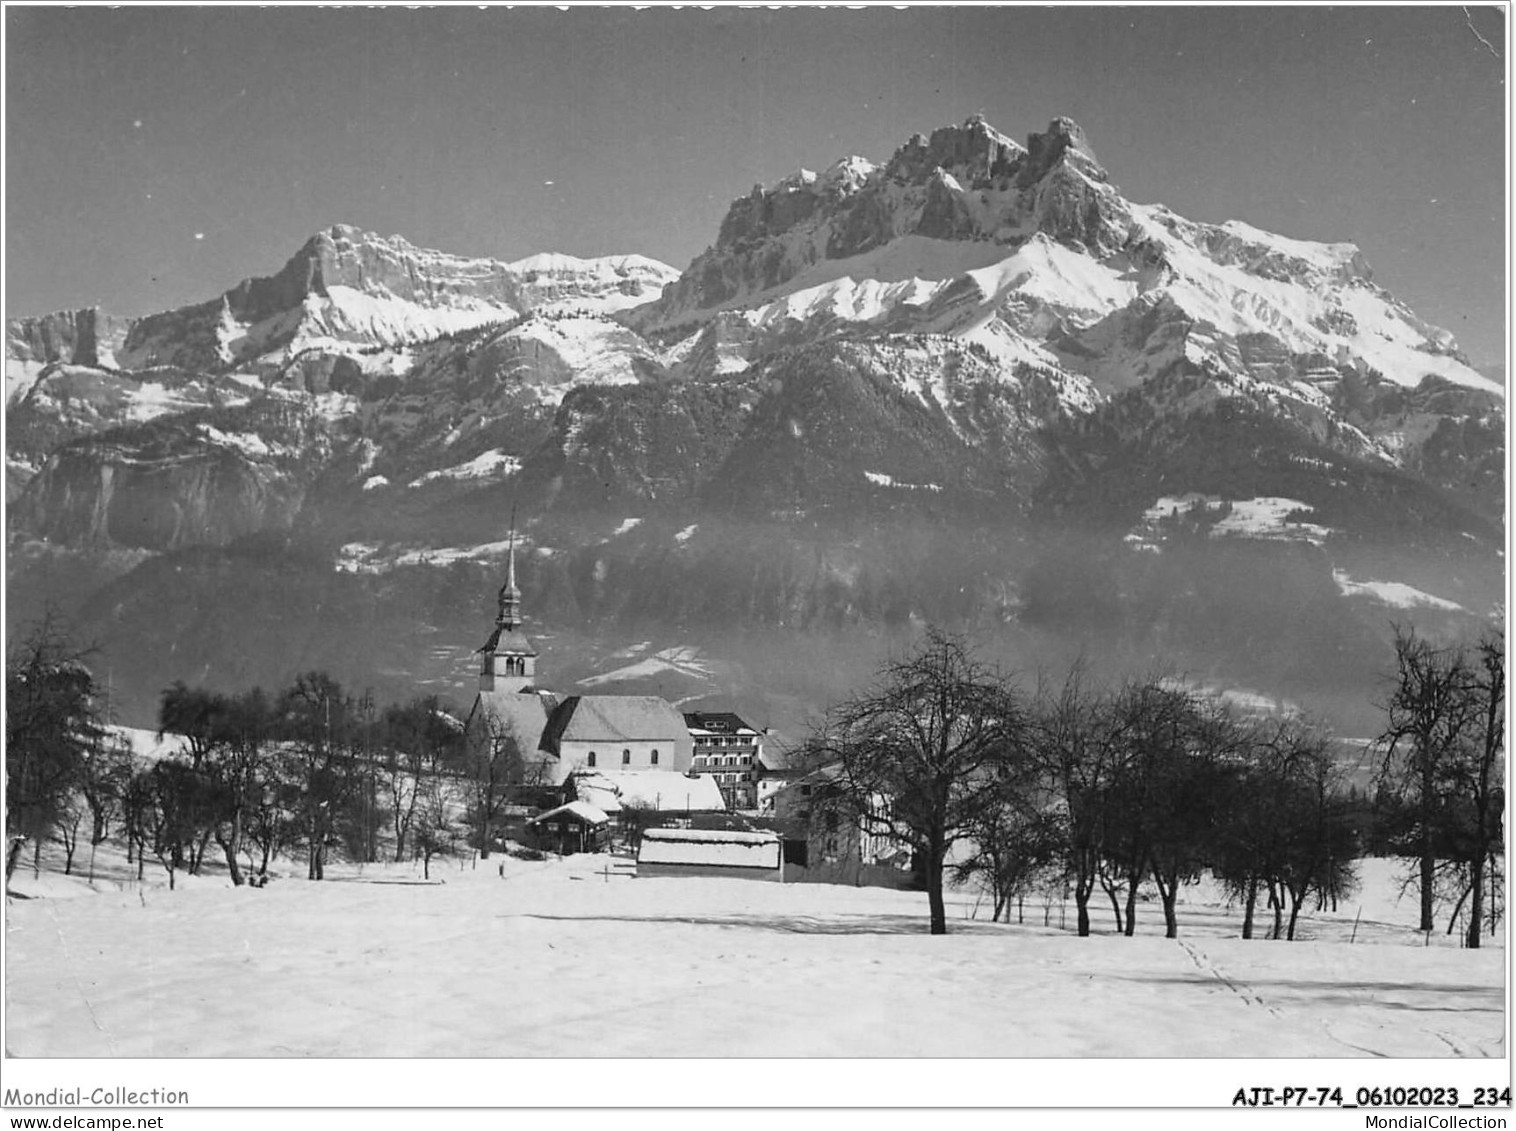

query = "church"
[{"left": 462, "top": 530, "right": 703, "bottom": 795}]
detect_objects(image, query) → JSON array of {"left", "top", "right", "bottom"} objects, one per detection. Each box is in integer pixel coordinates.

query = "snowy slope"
[{"left": 4, "top": 846, "right": 1502, "bottom": 1068}]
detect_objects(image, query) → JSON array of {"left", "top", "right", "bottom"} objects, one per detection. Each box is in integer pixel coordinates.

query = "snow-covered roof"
[
  {"left": 642, "top": 828, "right": 778, "bottom": 846},
  {"left": 638, "top": 827, "right": 781, "bottom": 869},
  {"left": 528, "top": 801, "right": 609, "bottom": 827},
  {"left": 572, "top": 770, "right": 726, "bottom": 813},
  {"left": 682, "top": 711, "right": 759, "bottom": 737},
  {"left": 468, "top": 688, "right": 556, "bottom": 755},
  {"left": 757, "top": 749, "right": 794, "bottom": 772},
  {"left": 540, "top": 695, "right": 689, "bottom": 752}
]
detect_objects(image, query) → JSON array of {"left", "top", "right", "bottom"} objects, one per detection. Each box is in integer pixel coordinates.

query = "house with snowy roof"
[
  {"left": 636, "top": 827, "right": 782, "bottom": 880},
  {"left": 569, "top": 768, "right": 725, "bottom": 817},
  {"left": 526, "top": 800, "right": 610, "bottom": 855}
]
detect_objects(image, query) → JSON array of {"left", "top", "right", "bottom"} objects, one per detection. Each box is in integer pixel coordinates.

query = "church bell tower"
[{"left": 478, "top": 522, "right": 538, "bottom": 694}]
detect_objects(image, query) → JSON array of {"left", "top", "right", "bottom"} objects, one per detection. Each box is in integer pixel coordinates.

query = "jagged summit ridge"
[
  {"left": 633, "top": 113, "right": 1495, "bottom": 404},
  {"left": 642, "top": 115, "right": 1130, "bottom": 325}
]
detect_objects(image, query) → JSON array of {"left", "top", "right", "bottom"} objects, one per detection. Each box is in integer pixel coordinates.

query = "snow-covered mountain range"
[
  {"left": 7, "top": 225, "right": 676, "bottom": 400},
  {"left": 6, "top": 115, "right": 1502, "bottom": 728}
]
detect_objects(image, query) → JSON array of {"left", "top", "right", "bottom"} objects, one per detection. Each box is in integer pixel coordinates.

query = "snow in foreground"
[{"left": 4, "top": 849, "right": 1502, "bottom": 1062}]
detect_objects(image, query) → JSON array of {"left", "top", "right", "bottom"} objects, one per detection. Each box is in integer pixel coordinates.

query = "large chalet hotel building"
[{"left": 684, "top": 712, "right": 763, "bottom": 810}]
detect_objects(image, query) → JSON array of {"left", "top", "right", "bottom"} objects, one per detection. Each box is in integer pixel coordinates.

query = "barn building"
[{"left": 636, "top": 827, "right": 783, "bottom": 880}]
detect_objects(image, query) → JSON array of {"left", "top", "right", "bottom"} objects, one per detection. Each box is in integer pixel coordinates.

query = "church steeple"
[
  {"left": 478, "top": 508, "right": 538, "bottom": 694},
  {"left": 498, "top": 522, "right": 523, "bottom": 630}
]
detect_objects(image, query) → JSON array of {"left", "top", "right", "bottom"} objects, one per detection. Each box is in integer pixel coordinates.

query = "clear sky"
[{"left": 5, "top": 4, "right": 1508, "bottom": 366}]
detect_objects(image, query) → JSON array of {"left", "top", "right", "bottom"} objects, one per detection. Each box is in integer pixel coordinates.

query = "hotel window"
[
  {"left": 651, "top": 750, "right": 659, "bottom": 765},
  {"left": 622, "top": 749, "right": 631, "bottom": 765},
  {"left": 587, "top": 752, "right": 596, "bottom": 767}
]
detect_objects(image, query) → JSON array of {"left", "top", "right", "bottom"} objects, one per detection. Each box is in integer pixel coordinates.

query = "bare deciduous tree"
[
  {"left": 6, "top": 609, "right": 103, "bottom": 882},
  {"left": 1376, "top": 625, "right": 1503, "bottom": 940},
  {"left": 380, "top": 696, "right": 460, "bottom": 862},
  {"left": 412, "top": 770, "right": 463, "bottom": 880},
  {"left": 805, "top": 628, "right": 1028, "bottom": 935}
]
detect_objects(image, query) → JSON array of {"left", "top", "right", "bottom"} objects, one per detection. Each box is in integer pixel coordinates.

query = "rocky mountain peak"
[
  {"left": 6, "top": 306, "right": 133, "bottom": 372},
  {"left": 884, "top": 113, "right": 1027, "bottom": 188},
  {"left": 642, "top": 113, "right": 1134, "bottom": 325},
  {"left": 1021, "top": 116, "right": 1106, "bottom": 185}
]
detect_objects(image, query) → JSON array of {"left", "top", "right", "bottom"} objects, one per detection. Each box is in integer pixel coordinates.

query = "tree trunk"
[
  {"left": 1123, "top": 866, "right": 1141, "bottom": 937},
  {"left": 1419, "top": 757, "right": 1436, "bottom": 932},
  {"left": 1103, "top": 878, "right": 1124, "bottom": 934},
  {"left": 1074, "top": 858, "right": 1094, "bottom": 937},
  {"left": 1445, "top": 882, "right": 1473, "bottom": 938},
  {"left": 1466, "top": 851, "right": 1486, "bottom": 949},
  {"left": 5, "top": 837, "right": 24, "bottom": 883},
  {"left": 1157, "top": 874, "right": 1179, "bottom": 939},
  {"left": 1242, "top": 875, "right": 1258, "bottom": 940},
  {"left": 191, "top": 829, "right": 213, "bottom": 874},
  {"left": 925, "top": 838, "right": 947, "bottom": 935},
  {"left": 1419, "top": 839, "right": 1435, "bottom": 933},
  {"left": 217, "top": 831, "right": 244, "bottom": 887},
  {"left": 229, "top": 808, "right": 244, "bottom": 882},
  {"left": 1287, "top": 890, "right": 1303, "bottom": 941}
]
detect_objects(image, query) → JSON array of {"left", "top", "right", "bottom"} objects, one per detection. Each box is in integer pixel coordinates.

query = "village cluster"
[
  {"left": 13, "top": 535, "right": 906, "bottom": 892},
  {"left": 464, "top": 539, "right": 904, "bottom": 884},
  {"left": 10, "top": 530, "right": 1501, "bottom": 949}
]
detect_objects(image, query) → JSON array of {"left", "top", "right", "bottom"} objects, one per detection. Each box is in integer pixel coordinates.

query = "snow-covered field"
[{"left": 5, "top": 844, "right": 1503, "bottom": 1082}]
